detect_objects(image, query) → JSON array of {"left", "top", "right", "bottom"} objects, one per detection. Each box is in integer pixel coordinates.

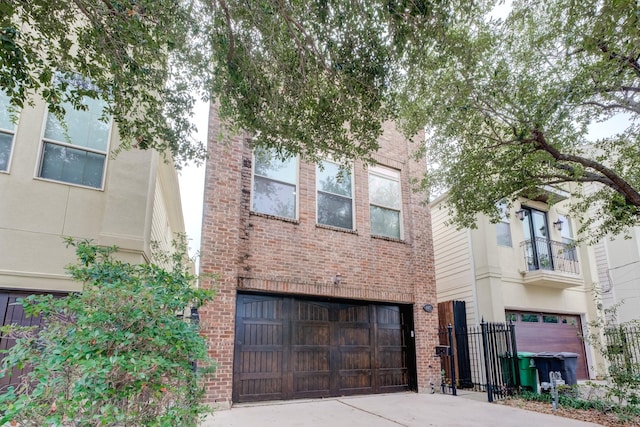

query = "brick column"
[
  {"left": 198, "top": 104, "right": 246, "bottom": 407},
  {"left": 406, "top": 139, "right": 441, "bottom": 392}
]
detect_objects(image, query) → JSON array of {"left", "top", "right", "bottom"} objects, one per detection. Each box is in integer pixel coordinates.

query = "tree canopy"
[
  {"left": 4, "top": 0, "right": 640, "bottom": 237},
  {"left": 1, "top": 0, "right": 210, "bottom": 165},
  {"left": 415, "top": 0, "right": 640, "bottom": 240}
]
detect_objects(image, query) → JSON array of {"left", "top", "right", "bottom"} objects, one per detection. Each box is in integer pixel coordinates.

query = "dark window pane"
[
  {"left": 521, "top": 314, "right": 539, "bottom": 323},
  {"left": 0, "top": 131, "right": 13, "bottom": 171},
  {"left": 84, "top": 151, "right": 106, "bottom": 188},
  {"left": 318, "top": 192, "right": 353, "bottom": 229},
  {"left": 370, "top": 206, "right": 400, "bottom": 239},
  {"left": 505, "top": 313, "right": 517, "bottom": 322},
  {"left": 542, "top": 315, "right": 558, "bottom": 323},
  {"left": 252, "top": 176, "right": 296, "bottom": 218},
  {"left": 40, "top": 143, "right": 105, "bottom": 188}
]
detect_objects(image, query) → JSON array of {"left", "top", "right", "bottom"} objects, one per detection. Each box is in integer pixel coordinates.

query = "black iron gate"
[{"left": 438, "top": 320, "right": 520, "bottom": 402}]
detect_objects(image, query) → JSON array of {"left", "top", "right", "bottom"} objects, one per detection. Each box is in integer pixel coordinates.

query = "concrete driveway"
[{"left": 201, "top": 392, "right": 602, "bottom": 427}]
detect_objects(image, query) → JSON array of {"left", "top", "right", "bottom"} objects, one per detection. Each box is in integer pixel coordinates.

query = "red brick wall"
[{"left": 199, "top": 106, "right": 440, "bottom": 406}]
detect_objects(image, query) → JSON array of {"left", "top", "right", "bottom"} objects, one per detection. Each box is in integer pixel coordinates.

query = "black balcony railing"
[{"left": 520, "top": 237, "right": 579, "bottom": 275}]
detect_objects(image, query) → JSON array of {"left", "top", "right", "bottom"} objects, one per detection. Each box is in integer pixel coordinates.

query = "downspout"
[{"left": 467, "top": 228, "right": 481, "bottom": 325}]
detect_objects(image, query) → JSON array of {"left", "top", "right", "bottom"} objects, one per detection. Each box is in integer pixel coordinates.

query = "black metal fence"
[
  {"left": 604, "top": 324, "right": 640, "bottom": 375},
  {"left": 438, "top": 321, "right": 520, "bottom": 402}
]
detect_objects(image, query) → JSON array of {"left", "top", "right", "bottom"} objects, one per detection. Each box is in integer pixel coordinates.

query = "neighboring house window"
[
  {"left": 38, "top": 96, "right": 110, "bottom": 188},
  {"left": 316, "top": 160, "right": 354, "bottom": 229},
  {"left": 0, "top": 91, "right": 17, "bottom": 172},
  {"left": 496, "top": 202, "right": 512, "bottom": 247},
  {"left": 558, "top": 214, "right": 577, "bottom": 261},
  {"left": 369, "top": 165, "right": 402, "bottom": 239},
  {"left": 252, "top": 147, "right": 298, "bottom": 219}
]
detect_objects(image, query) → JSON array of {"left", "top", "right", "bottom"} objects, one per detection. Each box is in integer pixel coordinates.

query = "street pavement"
[{"left": 201, "top": 391, "right": 602, "bottom": 427}]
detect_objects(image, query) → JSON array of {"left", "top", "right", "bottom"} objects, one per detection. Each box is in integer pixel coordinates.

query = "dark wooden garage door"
[
  {"left": 233, "top": 294, "right": 415, "bottom": 402},
  {"left": 0, "top": 290, "right": 66, "bottom": 392},
  {"left": 506, "top": 311, "right": 589, "bottom": 380}
]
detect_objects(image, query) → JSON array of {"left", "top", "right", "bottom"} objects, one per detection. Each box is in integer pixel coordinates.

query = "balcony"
[{"left": 519, "top": 237, "right": 583, "bottom": 288}]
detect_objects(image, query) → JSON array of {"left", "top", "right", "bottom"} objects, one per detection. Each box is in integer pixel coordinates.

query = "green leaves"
[
  {"left": 5, "top": 0, "right": 640, "bottom": 236},
  {"left": 0, "top": 239, "right": 215, "bottom": 426},
  {"left": 411, "top": 0, "right": 640, "bottom": 239},
  {"left": 2, "top": 0, "right": 209, "bottom": 166}
]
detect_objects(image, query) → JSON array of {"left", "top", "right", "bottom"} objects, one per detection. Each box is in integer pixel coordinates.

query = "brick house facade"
[{"left": 199, "top": 105, "right": 440, "bottom": 407}]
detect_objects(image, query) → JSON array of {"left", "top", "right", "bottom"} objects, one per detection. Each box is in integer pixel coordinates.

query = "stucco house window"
[
  {"left": 369, "top": 165, "right": 402, "bottom": 239},
  {"left": 316, "top": 160, "right": 354, "bottom": 229},
  {"left": 0, "top": 91, "right": 17, "bottom": 172},
  {"left": 558, "top": 214, "right": 577, "bottom": 261},
  {"left": 496, "top": 201, "right": 512, "bottom": 247},
  {"left": 38, "top": 96, "right": 110, "bottom": 189},
  {"left": 252, "top": 147, "right": 298, "bottom": 219}
]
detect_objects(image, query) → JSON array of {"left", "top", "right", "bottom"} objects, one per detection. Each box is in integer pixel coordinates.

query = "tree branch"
[
  {"left": 530, "top": 128, "right": 640, "bottom": 206},
  {"left": 581, "top": 100, "right": 640, "bottom": 115},
  {"left": 597, "top": 42, "right": 640, "bottom": 78},
  {"left": 217, "top": 0, "right": 235, "bottom": 66}
]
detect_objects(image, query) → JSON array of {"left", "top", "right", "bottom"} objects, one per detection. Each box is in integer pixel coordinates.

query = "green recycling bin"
[{"left": 517, "top": 352, "right": 538, "bottom": 392}]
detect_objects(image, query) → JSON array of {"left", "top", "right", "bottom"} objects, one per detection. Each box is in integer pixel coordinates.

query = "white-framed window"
[
  {"left": 38, "top": 96, "right": 110, "bottom": 189},
  {"left": 369, "top": 165, "right": 402, "bottom": 239},
  {"left": 0, "top": 91, "right": 17, "bottom": 172},
  {"left": 251, "top": 147, "right": 298, "bottom": 219},
  {"left": 558, "top": 214, "right": 577, "bottom": 261},
  {"left": 496, "top": 201, "right": 512, "bottom": 247},
  {"left": 316, "top": 160, "right": 354, "bottom": 229}
]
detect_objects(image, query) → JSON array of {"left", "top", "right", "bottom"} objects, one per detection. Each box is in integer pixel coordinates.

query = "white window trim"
[
  {"left": 250, "top": 149, "right": 299, "bottom": 220},
  {"left": 316, "top": 159, "right": 356, "bottom": 230},
  {"left": 368, "top": 165, "right": 403, "bottom": 239},
  {"left": 34, "top": 107, "right": 112, "bottom": 191}
]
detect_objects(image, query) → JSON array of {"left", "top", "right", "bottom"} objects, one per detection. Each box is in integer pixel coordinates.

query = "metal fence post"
[
  {"left": 448, "top": 323, "right": 457, "bottom": 396},
  {"left": 481, "top": 319, "right": 493, "bottom": 402},
  {"left": 509, "top": 321, "right": 520, "bottom": 390}
]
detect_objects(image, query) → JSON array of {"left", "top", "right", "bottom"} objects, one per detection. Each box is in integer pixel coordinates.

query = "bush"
[{"left": 0, "top": 239, "right": 215, "bottom": 426}]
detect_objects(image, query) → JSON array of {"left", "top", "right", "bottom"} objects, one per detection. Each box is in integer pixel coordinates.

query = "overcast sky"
[{"left": 178, "top": 100, "right": 208, "bottom": 261}]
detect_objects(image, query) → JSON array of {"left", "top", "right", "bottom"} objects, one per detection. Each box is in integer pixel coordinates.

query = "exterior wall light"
[
  {"left": 422, "top": 303, "right": 434, "bottom": 313},
  {"left": 333, "top": 273, "right": 342, "bottom": 286},
  {"left": 553, "top": 219, "right": 563, "bottom": 231},
  {"left": 515, "top": 209, "right": 526, "bottom": 221}
]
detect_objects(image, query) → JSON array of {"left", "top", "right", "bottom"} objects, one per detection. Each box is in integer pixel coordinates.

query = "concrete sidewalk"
[{"left": 201, "top": 392, "right": 602, "bottom": 427}]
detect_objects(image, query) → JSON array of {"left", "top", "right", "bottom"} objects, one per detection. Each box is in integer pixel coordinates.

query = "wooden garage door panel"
[
  {"left": 291, "top": 301, "right": 331, "bottom": 397},
  {"left": 234, "top": 296, "right": 287, "bottom": 402},
  {"left": 1, "top": 291, "right": 66, "bottom": 392},
  {"left": 508, "top": 311, "right": 589, "bottom": 380},
  {"left": 234, "top": 295, "right": 413, "bottom": 402},
  {"left": 376, "top": 306, "right": 409, "bottom": 391}
]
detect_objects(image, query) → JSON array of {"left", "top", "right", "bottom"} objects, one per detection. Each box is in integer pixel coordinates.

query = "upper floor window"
[
  {"left": 558, "top": 214, "right": 577, "bottom": 261},
  {"left": 252, "top": 147, "right": 298, "bottom": 219},
  {"left": 316, "top": 160, "right": 354, "bottom": 229},
  {"left": 0, "top": 91, "right": 17, "bottom": 172},
  {"left": 496, "top": 202, "right": 512, "bottom": 247},
  {"left": 369, "top": 165, "right": 402, "bottom": 239},
  {"left": 38, "top": 96, "right": 110, "bottom": 189}
]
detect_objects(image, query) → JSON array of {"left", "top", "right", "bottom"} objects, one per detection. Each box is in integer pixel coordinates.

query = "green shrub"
[{"left": 0, "top": 239, "right": 215, "bottom": 426}]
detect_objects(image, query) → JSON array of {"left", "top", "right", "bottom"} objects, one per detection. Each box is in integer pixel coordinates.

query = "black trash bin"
[
  {"left": 556, "top": 352, "right": 579, "bottom": 386},
  {"left": 532, "top": 352, "right": 579, "bottom": 387}
]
